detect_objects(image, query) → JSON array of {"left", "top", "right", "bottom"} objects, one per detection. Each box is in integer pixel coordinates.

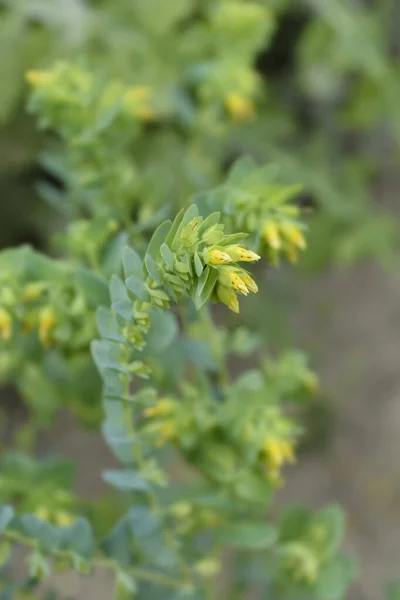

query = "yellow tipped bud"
[
  {"left": 23, "top": 282, "right": 47, "bottom": 302},
  {"left": 228, "top": 295, "right": 240, "bottom": 313},
  {"left": 156, "top": 422, "right": 176, "bottom": 446},
  {"left": 239, "top": 273, "right": 258, "bottom": 293},
  {"left": 209, "top": 249, "right": 232, "bottom": 265},
  {"left": 225, "top": 93, "right": 255, "bottom": 122},
  {"left": 143, "top": 399, "right": 175, "bottom": 418},
  {"left": 233, "top": 247, "right": 261, "bottom": 262},
  {"left": 35, "top": 506, "right": 51, "bottom": 521},
  {"left": 0, "top": 308, "right": 12, "bottom": 342},
  {"left": 124, "top": 86, "right": 155, "bottom": 121},
  {"left": 55, "top": 511, "right": 74, "bottom": 527},
  {"left": 26, "top": 70, "right": 46, "bottom": 87},
  {"left": 281, "top": 222, "right": 307, "bottom": 250},
  {"left": 38, "top": 306, "right": 56, "bottom": 348},
  {"left": 230, "top": 272, "right": 249, "bottom": 296},
  {"left": 285, "top": 246, "right": 298, "bottom": 264},
  {"left": 264, "top": 222, "right": 281, "bottom": 250},
  {"left": 263, "top": 438, "right": 296, "bottom": 475}
]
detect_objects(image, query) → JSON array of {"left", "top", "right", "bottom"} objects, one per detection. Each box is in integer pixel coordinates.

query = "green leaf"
[
  {"left": 314, "top": 554, "right": 358, "bottom": 600},
  {"left": 110, "top": 275, "right": 133, "bottom": 322},
  {"left": 160, "top": 243, "right": 175, "bottom": 270},
  {"left": 22, "top": 515, "right": 61, "bottom": 553},
  {"left": 102, "top": 516, "right": 133, "bottom": 567},
  {"left": 102, "top": 232, "right": 129, "bottom": 278},
  {"left": 0, "top": 506, "right": 13, "bottom": 531},
  {"left": 123, "top": 247, "right": 143, "bottom": 279},
  {"left": 97, "top": 307, "right": 126, "bottom": 343},
  {"left": 194, "top": 267, "right": 218, "bottom": 309},
  {"left": 194, "top": 252, "right": 204, "bottom": 277},
  {"left": 102, "top": 400, "right": 136, "bottom": 464},
  {"left": 219, "top": 232, "right": 248, "bottom": 246},
  {"left": 91, "top": 340, "right": 128, "bottom": 373},
  {"left": 61, "top": 518, "right": 95, "bottom": 559},
  {"left": 228, "top": 156, "right": 256, "bottom": 184},
  {"left": 146, "top": 310, "right": 178, "bottom": 353},
  {"left": 311, "top": 505, "right": 346, "bottom": 557},
  {"left": 145, "top": 254, "right": 163, "bottom": 284},
  {"left": 197, "top": 211, "right": 221, "bottom": 236},
  {"left": 218, "top": 522, "right": 277, "bottom": 549},
  {"left": 165, "top": 208, "right": 185, "bottom": 247},
  {"left": 146, "top": 220, "right": 172, "bottom": 261},
  {"left": 171, "top": 205, "right": 199, "bottom": 250},
  {"left": 75, "top": 268, "right": 109, "bottom": 308},
  {"left": 125, "top": 276, "right": 150, "bottom": 302},
  {"left": 102, "top": 469, "right": 150, "bottom": 492}
]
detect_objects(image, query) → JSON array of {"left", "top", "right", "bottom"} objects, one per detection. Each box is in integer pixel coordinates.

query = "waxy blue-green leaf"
[
  {"left": 146, "top": 220, "right": 172, "bottom": 261},
  {"left": 125, "top": 275, "right": 150, "bottom": 302},
  {"left": 102, "top": 469, "right": 150, "bottom": 492}
]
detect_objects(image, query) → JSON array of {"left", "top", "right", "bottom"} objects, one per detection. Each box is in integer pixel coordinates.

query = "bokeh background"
[{"left": 1, "top": 1, "right": 400, "bottom": 599}]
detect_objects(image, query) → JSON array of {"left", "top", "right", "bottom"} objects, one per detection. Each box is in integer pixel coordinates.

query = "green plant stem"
[{"left": 3, "top": 529, "right": 187, "bottom": 590}]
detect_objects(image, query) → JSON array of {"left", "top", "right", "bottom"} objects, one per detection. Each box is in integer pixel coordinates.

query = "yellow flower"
[
  {"left": 209, "top": 249, "right": 232, "bottom": 265},
  {"left": 35, "top": 506, "right": 51, "bottom": 521},
  {"left": 230, "top": 272, "right": 248, "bottom": 295},
  {"left": 26, "top": 70, "right": 46, "bottom": 87},
  {"left": 55, "top": 511, "right": 74, "bottom": 527},
  {"left": 143, "top": 399, "right": 175, "bottom": 418},
  {"left": 228, "top": 295, "right": 240, "bottom": 314},
  {"left": 264, "top": 438, "right": 296, "bottom": 476},
  {"left": 280, "top": 222, "right": 307, "bottom": 250},
  {"left": 263, "top": 222, "right": 281, "bottom": 250},
  {"left": 239, "top": 273, "right": 258, "bottom": 293},
  {"left": 194, "top": 558, "right": 221, "bottom": 578},
  {"left": 156, "top": 422, "right": 176, "bottom": 446},
  {"left": 285, "top": 246, "right": 299, "bottom": 264},
  {"left": 229, "top": 246, "right": 261, "bottom": 262},
  {"left": 225, "top": 93, "right": 255, "bottom": 122},
  {"left": 216, "top": 284, "right": 239, "bottom": 313},
  {"left": 38, "top": 306, "right": 56, "bottom": 348},
  {"left": 23, "top": 282, "right": 47, "bottom": 302},
  {"left": 124, "top": 86, "right": 155, "bottom": 121},
  {"left": 0, "top": 308, "right": 12, "bottom": 342}
]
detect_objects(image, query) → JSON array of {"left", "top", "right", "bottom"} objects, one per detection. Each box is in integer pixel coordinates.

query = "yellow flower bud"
[
  {"left": 280, "top": 222, "right": 307, "bottom": 250},
  {"left": 209, "top": 249, "right": 232, "bottom": 265},
  {"left": 239, "top": 273, "right": 258, "bottom": 293},
  {"left": 55, "top": 511, "right": 74, "bottom": 527},
  {"left": 194, "top": 558, "right": 221, "bottom": 578},
  {"left": 228, "top": 295, "right": 240, "bottom": 314},
  {"left": 35, "top": 506, "right": 51, "bottom": 521},
  {"left": 229, "top": 246, "right": 260, "bottom": 262},
  {"left": 216, "top": 284, "right": 239, "bottom": 313},
  {"left": 264, "top": 222, "right": 281, "bottom": 250},
  {"left": 0, "top": 308, "right": 12, "bottom": 342},
  {"left": 156, "top": 422, "right": 176, "bottom": 446},
  {"left": 124, "top": 86, "right": 155, "bottom": 121},
  {"left": 143, "top": 399, "right": 175, "bottom": 418},
  {"left": 26, "top": 70, "right": 46, "bottom": 87},
  {"left": 263, "top": 438, "right": 296, "bottom": 476},
  {"left": 225, "top": 93, "right": 255, "bottom": 122},
  {"left": 38, "top": 306, "right": 56, "bottom": 348},
  {"left": 230, "top": 272, "right": 249, "bottom": 296},
  {"left": 170, "top": 502, "right": 192, "bottom": 519},
  {"left": 23, "top": 282, "right": 47, "bottom": 302}
]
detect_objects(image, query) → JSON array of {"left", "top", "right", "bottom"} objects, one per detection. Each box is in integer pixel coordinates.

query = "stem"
[{"left": 3, "top": 530, "right": 187, "bottom": 590}]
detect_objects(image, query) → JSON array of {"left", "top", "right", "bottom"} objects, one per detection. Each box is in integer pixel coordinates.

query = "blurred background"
[{"left": 1, "top": 1, "right": 400, "bottom": 599}]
